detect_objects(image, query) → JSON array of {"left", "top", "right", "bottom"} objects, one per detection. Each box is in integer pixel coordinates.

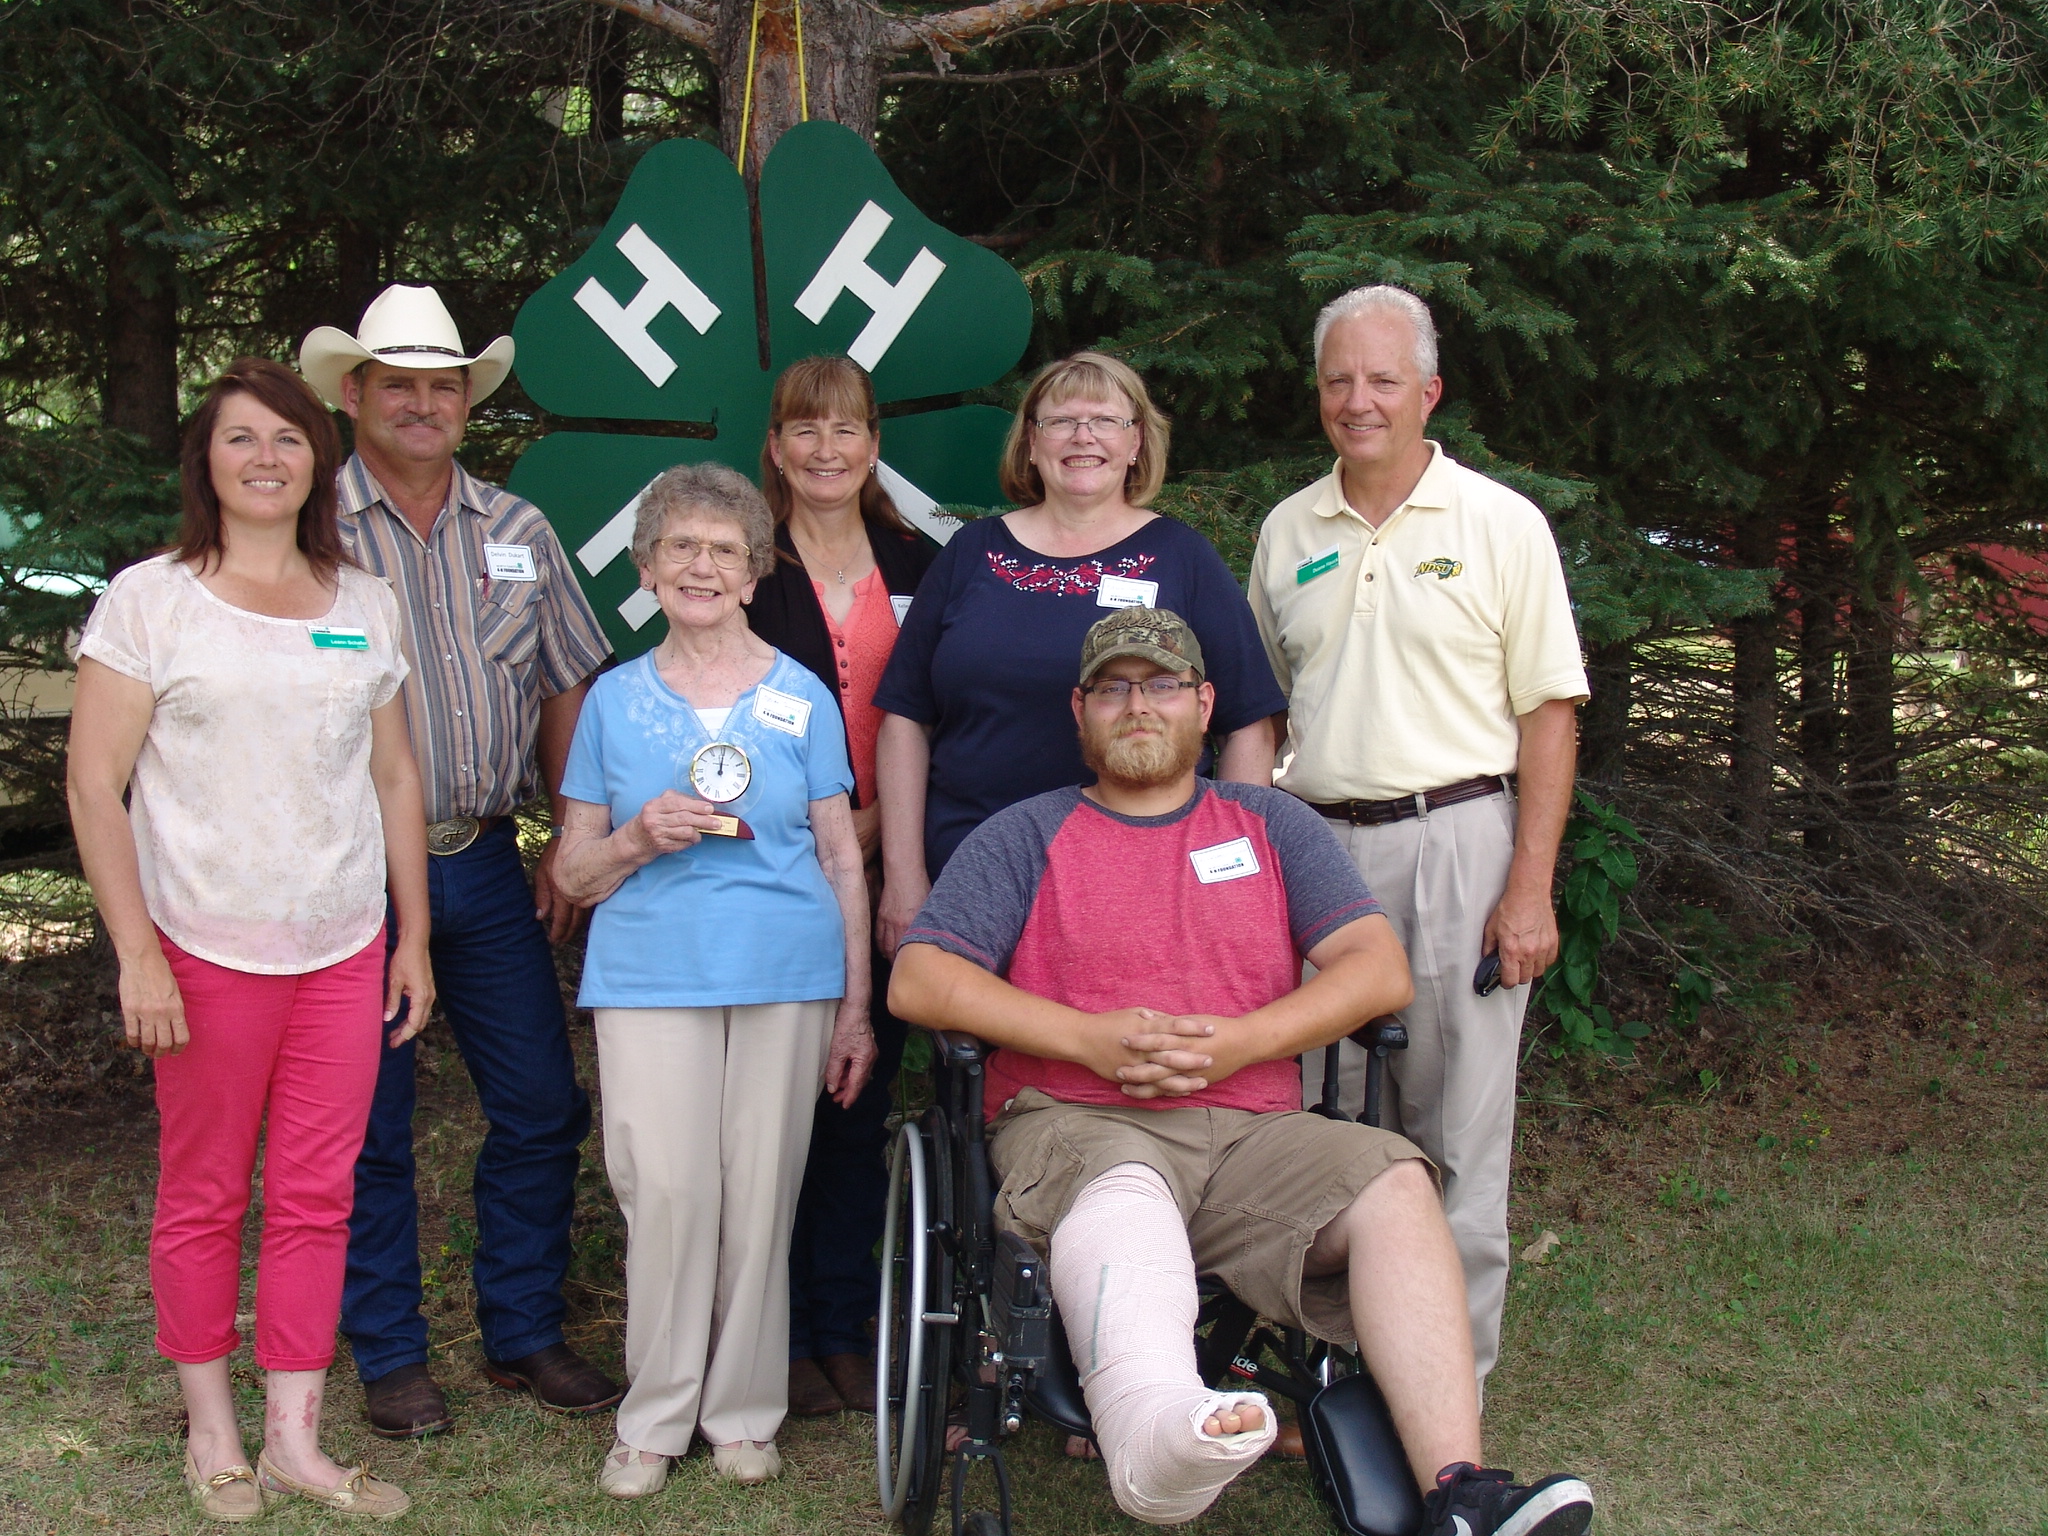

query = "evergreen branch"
[
  {"left": 582, "top": 0, "right": 714, "bottom": 51},
  {"left": 882, "top": 41, "right": 1120, "bottom": 85},
  {"left": 880, "top": 0, "right": 1198, "bottom": 62}
]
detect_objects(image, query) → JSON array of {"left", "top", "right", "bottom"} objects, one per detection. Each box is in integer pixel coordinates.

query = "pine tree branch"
[
  {"left": 882, "top": 41, "right": 1118, "bottom": 85},
  {"left": 583, "top": 0, "right": 714, "bottom": 52},
  {"left": 880, "top": 0, "right": 1198, "bottom": 63}
]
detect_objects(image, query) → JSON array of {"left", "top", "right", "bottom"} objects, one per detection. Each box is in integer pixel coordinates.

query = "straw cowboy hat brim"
[{"left": 298, "top": 284, "right": 515, "bottom": 410}]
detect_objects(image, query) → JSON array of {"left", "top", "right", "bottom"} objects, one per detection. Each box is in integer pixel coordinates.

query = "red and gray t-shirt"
[{"left": 902, "top": 781, "right": 1383, "bottom": 1118}]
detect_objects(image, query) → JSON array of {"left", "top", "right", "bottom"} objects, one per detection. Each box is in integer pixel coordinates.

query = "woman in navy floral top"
[{"left": 873, "top": 352, "right": 1285, "bottom": 954}]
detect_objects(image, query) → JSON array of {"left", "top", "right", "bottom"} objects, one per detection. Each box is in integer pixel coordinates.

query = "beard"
[{"left": 1079, "top": 708, "right": 1205, "bottom": 790}]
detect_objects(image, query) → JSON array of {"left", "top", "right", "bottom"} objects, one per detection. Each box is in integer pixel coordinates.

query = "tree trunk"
[
  {"left": 102, "top": 227, "right": 179, "bottom": 460},
  {"left": 335, "top": 220, "right": 383, "bottom": 332},
  {"left": 1792, "top": 499, "right": 1842, "bottom": 857},
  {"left": 715, "top": 0, "right": 886, "bottom": 177},
  {"left": 1844, "top": 584, "right": 1901, "bottom": 838},
  {"left": 1727, "top": 518, "right": 1780, "bottom": 848},
  {"left": 1580, "top": 638, "right": 1631, "bottom": 786}
]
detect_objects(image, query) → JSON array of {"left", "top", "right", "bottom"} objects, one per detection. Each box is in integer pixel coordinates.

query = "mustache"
[{"left": 393, "top": 415, "right": 447, "bottom": 429}]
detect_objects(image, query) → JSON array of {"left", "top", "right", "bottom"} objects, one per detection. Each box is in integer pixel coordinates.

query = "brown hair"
[
  {"left": 177, "top": 358, "right": 347, "bottom": 578},
  {"left": 759, "top": 355, "right": 912, "bottom": 538},
  {"left": 998, "top": 352, "right": 1170, "bottom": 509}
]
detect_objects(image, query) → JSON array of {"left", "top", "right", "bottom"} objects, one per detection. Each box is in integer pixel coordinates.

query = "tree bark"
[
  {"left": 713, "top": 0, "right": 886, "bottom": 176},
  {"left": 1844, "top": 583, "right": 1901, "bottom": 837},
  {"left": 101, "top": 227, "right": 179, "bottom": 460},
  {"left": 1727, "top": 516, "right": 1780, "bottom": 849},
  {"left": 590, "top": 0, "right": 1199, "bottom": 161},
  {"left": 1580, "top": 638, "right": 1631, "bottom": 786},
  {"left": 1794, "top": 500, "right": 1841, "bottom": 857}
]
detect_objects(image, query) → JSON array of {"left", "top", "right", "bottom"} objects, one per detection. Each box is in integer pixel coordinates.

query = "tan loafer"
[
  {"left": 710, "top": 1440, "right": 781, "bottom": 1484},
  {"left": 183, "top": 1454, "right": 264, "bottom": 1522},
  {"left": 596, "top": 1439, "right": 669, "bottom": 1499},
  {"left": 256, "top": 1450, "right": 410, "bottom": 1519}
]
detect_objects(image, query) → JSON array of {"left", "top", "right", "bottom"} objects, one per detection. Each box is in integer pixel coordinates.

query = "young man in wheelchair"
[{"left": 891, "top": 608, "right": 1592, "bottom": 1536}]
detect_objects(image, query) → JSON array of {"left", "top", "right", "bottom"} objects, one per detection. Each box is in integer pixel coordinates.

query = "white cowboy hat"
[{"left": 298, "top": 284, "right": 515, "bottom": 409}]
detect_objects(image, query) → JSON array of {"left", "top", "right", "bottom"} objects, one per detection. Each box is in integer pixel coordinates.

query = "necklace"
[{"left": 793, "top": 528, "right": 867, "bottom": 587}]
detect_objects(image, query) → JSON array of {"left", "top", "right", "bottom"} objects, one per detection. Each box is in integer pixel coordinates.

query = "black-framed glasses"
[
  {"left": 1080, "top": 677, "right": 1199, "bottom": 701},
  {"left": 1033, "top": 414, "right": 1137, "bottom": 440},
  {"left": 653, "top": 536, "right": 750, "bottom": 570}
]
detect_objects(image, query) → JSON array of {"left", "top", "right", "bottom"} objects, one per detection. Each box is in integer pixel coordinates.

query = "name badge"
[
  {"left": 1295, "top": 545, "right": 1340, "bottom": 584},
  {"left": 1096, "top": 574, "right": 1159, "bottom": 609},
  {"left": 308, "top": 625, "right": 369, "bottom": 651},
  {"left": 1189, "top": 837, "right": 1261, "bottom": 885},
  {"left": 483, "top": 543, "right": 537, "bottom": 582},
  {"left": 751, "top": 684, "right": 812, "bottom": 736},
  {"left": 891, "top": 594, "right": 914, "bottom": 627}
]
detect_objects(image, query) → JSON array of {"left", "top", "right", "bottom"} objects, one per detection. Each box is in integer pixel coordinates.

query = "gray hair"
[
  {"left": 1312, "top": 285, "right": 1438, "bottom": 379},
  {"left": 631, "top": 461, "right": 777, "bottom": 581}
]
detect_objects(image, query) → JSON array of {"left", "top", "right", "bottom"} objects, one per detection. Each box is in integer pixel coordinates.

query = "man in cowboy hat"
[{"left": 300, "top": 284, "right": 620, "bottom": 1437}]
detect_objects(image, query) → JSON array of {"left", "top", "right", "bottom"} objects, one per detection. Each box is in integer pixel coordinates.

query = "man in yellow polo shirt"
[{"left": 1248, "top": 284, "right": 1588, "bottom": 1388}]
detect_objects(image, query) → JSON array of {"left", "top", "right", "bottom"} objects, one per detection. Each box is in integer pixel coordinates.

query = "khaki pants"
[
  {"left": 1303, "top": 790, "right": 1526, "bottom": 1384},
  {"left": 595, "top": 1000, "right": 835, "bottom": 1452},
  {"left": 988, "top": 1088, "right": 1429, "bottom": 1345}
]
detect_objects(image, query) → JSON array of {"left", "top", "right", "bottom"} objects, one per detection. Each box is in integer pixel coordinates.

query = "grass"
[{"left": 0, "top": 966, "right": 2042, "bottom": 1535}]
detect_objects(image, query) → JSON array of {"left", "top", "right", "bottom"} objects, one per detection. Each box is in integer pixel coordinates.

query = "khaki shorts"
[{"left": 987, "top": 1088, "right": 1432, "bottom": 1344}]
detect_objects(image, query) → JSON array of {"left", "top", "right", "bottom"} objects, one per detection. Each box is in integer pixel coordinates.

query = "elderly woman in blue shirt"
[{"left": 554, "top": 461, "right": 873, "bottom": 1498}]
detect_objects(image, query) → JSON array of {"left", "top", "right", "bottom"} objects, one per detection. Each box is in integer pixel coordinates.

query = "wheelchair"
[{"left": 876, "top": 1020, "right": 1426, "bottom": 1536}]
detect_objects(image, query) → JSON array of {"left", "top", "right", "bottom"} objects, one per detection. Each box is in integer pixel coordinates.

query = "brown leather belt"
[
  {"left": 425, "top": 815, "right": 506, "bottom": 856},
  {"left": 1301, "top": 774, "right": 1516, "bottom": 828}
]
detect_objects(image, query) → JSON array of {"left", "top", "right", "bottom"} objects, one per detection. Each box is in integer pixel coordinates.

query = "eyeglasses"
[
  {"left": 653, "top": 536, "right": 750, "bottom": 570},
  {"left": 1080, "top": 676, "right": 1199, "bottom": 701},
  {"left": 1033, "top": 415, "right": 1137, "bottom": 440}
]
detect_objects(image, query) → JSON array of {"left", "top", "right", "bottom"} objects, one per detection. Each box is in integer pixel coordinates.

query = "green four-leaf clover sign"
[{"left": 507, "top": 121, "right": 1032, "bottom": 659}]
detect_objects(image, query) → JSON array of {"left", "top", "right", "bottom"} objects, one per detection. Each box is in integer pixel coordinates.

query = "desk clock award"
[{"left": 688, "top": 741, "right": 755, "bottom": 840}]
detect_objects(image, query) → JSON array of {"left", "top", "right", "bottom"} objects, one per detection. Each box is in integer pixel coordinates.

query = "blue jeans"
[
  {"left": 342, "top": 821, "right": 592, "bottom": 1383},
  {"left": 788, "top": 949, "right": 907, "bottom": 1361}
]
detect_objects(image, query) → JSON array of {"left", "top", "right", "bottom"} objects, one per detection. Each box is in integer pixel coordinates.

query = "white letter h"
[
  {"left": 795, "top": 202, "right": 946, "bottom": 370},
  {"left": 575, "top": 224, "right": 722, "bottom": 387}
]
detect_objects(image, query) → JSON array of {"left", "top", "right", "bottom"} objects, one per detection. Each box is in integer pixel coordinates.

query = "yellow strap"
[
  {"left": 735, "top": 0, "right": 765, "bottom": 171},
  {"left": 793, "top": 0, "right": 809, "bottom": 121}
]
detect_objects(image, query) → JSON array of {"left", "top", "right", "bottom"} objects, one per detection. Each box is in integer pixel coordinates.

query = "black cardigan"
[{"left": 746, "top": 517, "right": 941, "bottom": 807}]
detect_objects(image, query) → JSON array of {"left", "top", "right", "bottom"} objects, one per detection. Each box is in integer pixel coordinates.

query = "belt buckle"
[{"left": 426, "top": 815, "right": 482, "bottom": 856}]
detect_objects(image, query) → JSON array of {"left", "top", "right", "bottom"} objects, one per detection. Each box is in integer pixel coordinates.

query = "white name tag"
[
  {"left": 1189, "top": 837, "right": 1261, "bottom": 885},
  {"left": 308, "top": 625, "right": 369, "bottom": 651},
  {"left": 751, "top": 684, "right": 812, "bottom": 736},
  {"left": 1095, "top": 574, "right": 1158, "bottom": 609},
  {"left": 891, "top": 594, "right": 914, "bottom": 626},
  {"left": 483, "top": 543, "right": 537, "bottom": 582}
]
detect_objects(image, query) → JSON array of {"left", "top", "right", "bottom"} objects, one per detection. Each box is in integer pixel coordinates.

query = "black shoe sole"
[
  {"left": 366, "top": 1412, "right": 454, "bottom": 1441},
  {"left": 481, "top": 1361, "right": 624, "bottom": 1414}
]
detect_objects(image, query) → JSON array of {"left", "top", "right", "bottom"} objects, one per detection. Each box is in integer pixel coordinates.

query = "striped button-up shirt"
[{"left": 338, "top": 454, "right": 611, "bottom": 823}]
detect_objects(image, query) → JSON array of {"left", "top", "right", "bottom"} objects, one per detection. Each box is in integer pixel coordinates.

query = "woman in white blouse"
[{"left": 68, "top": 358, "right": 433, "bottom": 1522}]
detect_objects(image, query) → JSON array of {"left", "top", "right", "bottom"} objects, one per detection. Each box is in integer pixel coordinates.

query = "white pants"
[
  {"left": 1303, "top": 791, "right": 1526, "bottom": 1385},
  {"left": 595, "top": 1000, "right": 835, "bottom": 1452}
]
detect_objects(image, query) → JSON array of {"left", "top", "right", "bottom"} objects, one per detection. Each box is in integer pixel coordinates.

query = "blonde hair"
[
  {"left": 998, "top": 352, "right": 1170, "bottom": 508},
  {"left": 758, "top": 355, "right": 911, "bottom": 537}
]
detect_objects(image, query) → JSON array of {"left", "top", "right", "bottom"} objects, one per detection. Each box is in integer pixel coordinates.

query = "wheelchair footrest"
[{"left": 1301, "top": 1373, "right": 1426, "bottom": 1536}]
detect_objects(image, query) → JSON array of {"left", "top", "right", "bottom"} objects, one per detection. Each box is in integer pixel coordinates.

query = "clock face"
[{"left": 689, "top": 741, "right": 752, "bottom": 804}]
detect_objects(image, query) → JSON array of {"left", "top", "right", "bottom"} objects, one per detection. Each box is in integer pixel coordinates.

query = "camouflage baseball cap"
[{"left": 1078, "top": 606, "right": 1206, "bottom": 684}]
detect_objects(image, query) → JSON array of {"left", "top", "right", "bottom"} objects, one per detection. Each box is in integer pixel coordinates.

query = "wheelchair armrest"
[
  {"left": 1350, "top": 1016, "right": 1408, "bottom": 1053},
  {"left": 932, "top": 1028, "right": 994, "bottom": 1066}
]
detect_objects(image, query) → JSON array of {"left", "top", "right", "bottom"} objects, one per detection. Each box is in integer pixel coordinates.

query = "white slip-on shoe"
[
  {"left": 596, "top": 1439, "right": 670, "bottom": 1499},
  {"left": 710, "top": 1441, "right": 781, "bottom": 1484}
]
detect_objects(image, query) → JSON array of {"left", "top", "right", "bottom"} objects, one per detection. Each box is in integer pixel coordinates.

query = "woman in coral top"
[{"left": 746, "top": 356, "right": 938, "bottom": 1418}]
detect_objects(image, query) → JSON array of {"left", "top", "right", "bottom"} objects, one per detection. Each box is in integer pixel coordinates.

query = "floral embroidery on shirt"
[{"left": 985, "top": 551, "right": 1157, "bottom": 597}]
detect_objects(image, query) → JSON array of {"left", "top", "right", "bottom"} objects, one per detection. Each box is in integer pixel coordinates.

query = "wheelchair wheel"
[{"left": 877, "top": 1116, "right": 954, "bottom": 1534}]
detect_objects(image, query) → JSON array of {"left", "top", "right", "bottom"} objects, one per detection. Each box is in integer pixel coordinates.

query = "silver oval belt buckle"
[{"left": 426, "top": 815, "right": 482, "bottom": 856}]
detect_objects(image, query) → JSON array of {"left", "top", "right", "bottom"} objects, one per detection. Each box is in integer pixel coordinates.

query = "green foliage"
[
  {"left": 0, "top": 423, "right": 177, "bottom": 669},
  {"left": 1535, "top": 789, "right": 1651, "bottom": 1057}
]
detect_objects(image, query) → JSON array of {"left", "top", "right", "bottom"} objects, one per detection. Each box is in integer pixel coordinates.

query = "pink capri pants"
[{"left": 150, "top": 930, "right": 385, "bottom": 1372}]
